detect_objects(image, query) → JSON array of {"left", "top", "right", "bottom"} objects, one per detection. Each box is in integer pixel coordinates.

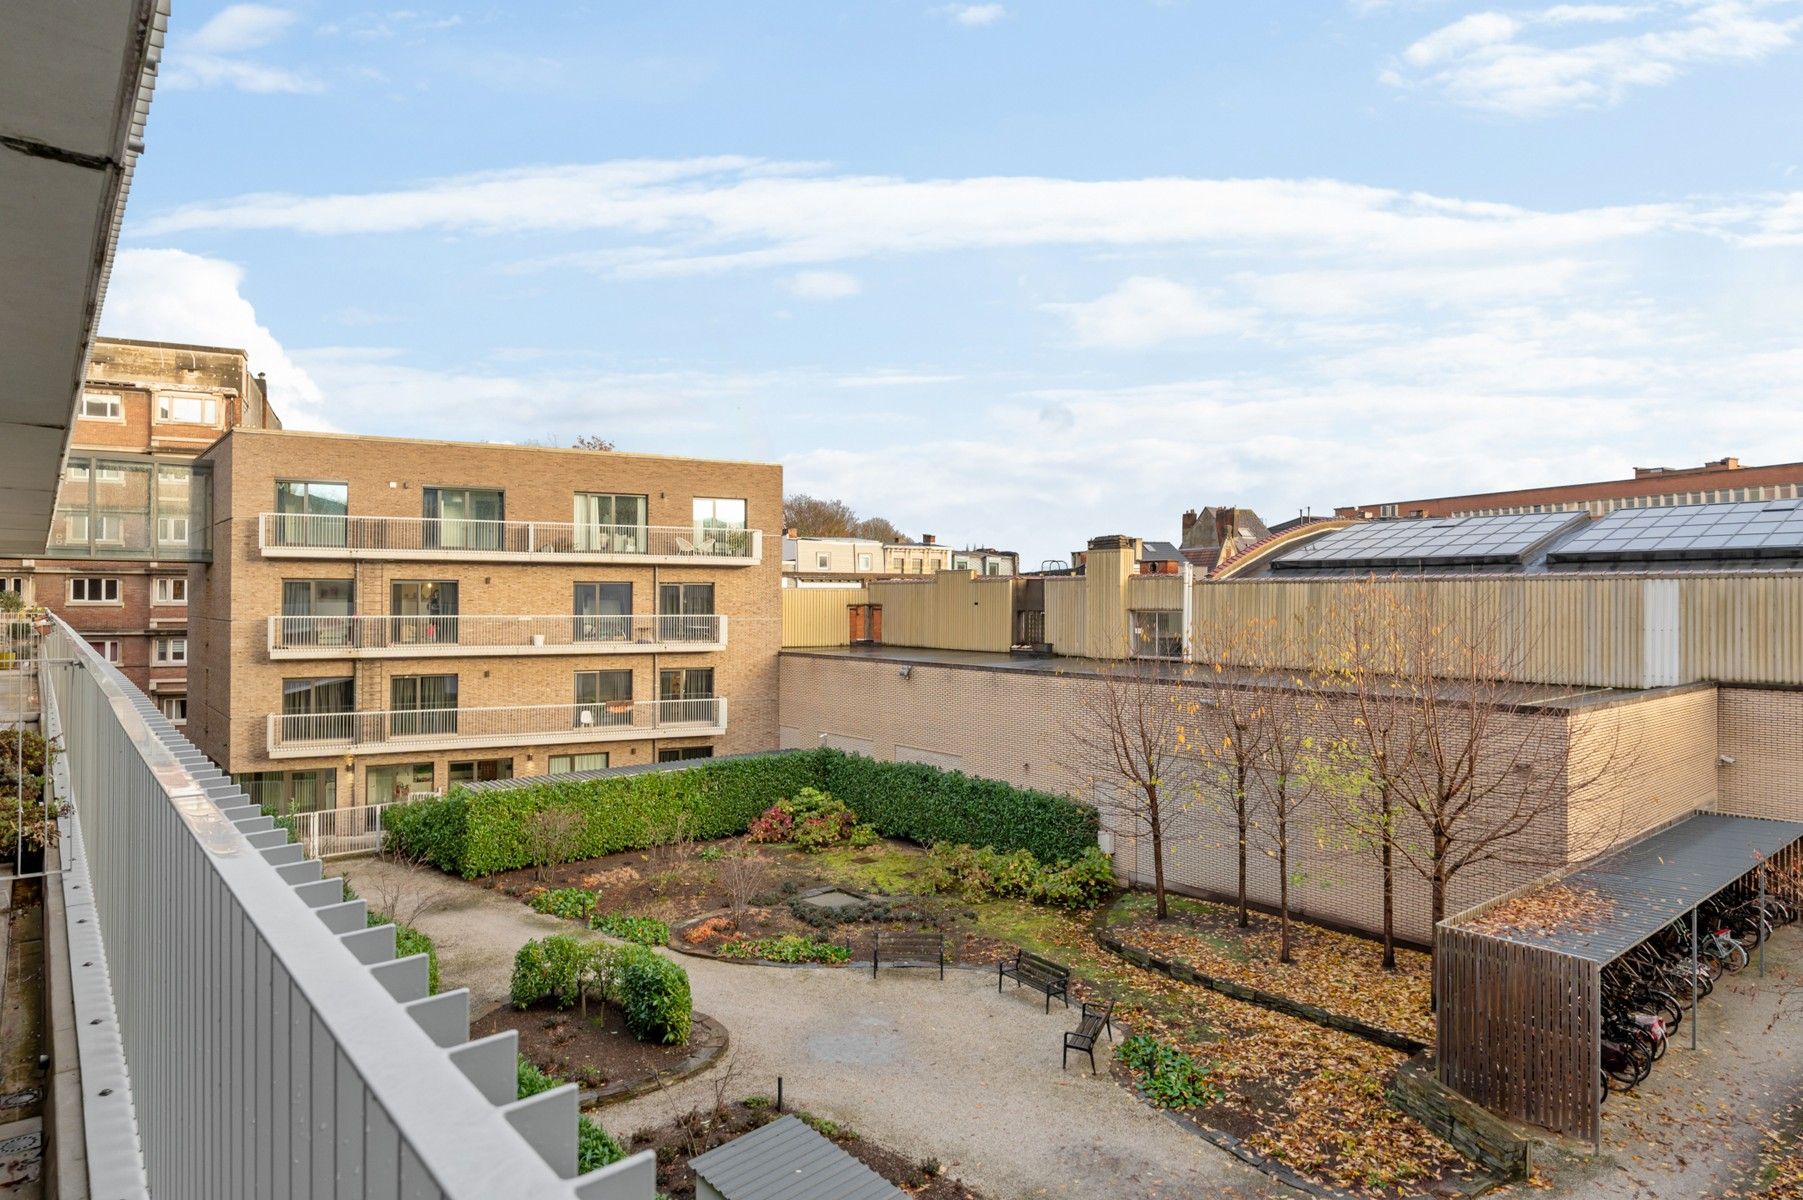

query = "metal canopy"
[
  {"left": 688, "top": 1116, "right": 904, "bottom": 1200},
  {"left": 1469, "top": 812, "right": 1803, "bottom": 963}
]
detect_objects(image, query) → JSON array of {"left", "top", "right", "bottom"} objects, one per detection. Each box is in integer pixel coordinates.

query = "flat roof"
[
  {"left": 1456, "top": 812, "right": 1803, "bottom": 963},
  {"left": 213, "top": 426, "right": 781, "bottom": 471},
  {"left": 688, "top": 1116, "right": 903, "bottom": 1200}
]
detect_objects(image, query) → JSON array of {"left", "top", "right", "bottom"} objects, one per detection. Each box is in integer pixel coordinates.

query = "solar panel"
[
  {"left": 1546, "top": 500, "right": 1803, "bottom": 564},
  {"left": 1271, "top": 511, "right": 1585, "bottom": 570}
]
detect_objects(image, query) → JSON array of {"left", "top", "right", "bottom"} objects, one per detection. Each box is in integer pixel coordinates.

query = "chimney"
[
  {"left": 1180, "top": 509, "right": 1200, "bottom": 541},
  {"left": 921, "top": 533, "right": 936, "bottom": 545},
  {"left": 1705, "top": 457, "right": 1741, "bottom": 471},
  {"left": 786, "top": 526, "right": 799, "bottom": 539},
  {"left": 1213, "top": 507, "right": 1237, "bottom": 548}
]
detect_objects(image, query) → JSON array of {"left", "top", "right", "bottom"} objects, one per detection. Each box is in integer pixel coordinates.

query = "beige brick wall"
[
  {"left": 1718, "top": 687, "right": 1803, "bottom": 819},
  {"left": 1565, "top": 685, "right": 1718, "bottom": 855},
  {"left": 190, "top": 429, "right": 782, "bottom": 802},
  {"left": 778, "top": 651, "right": 1729, "bottom": 945}
]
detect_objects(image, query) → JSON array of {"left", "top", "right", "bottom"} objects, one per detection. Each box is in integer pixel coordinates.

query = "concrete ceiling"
[{"left": 0, "top": 1, "right": 165, "bottom": 555}]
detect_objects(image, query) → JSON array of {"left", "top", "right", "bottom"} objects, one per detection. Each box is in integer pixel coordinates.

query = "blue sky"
[{"left": 105, "top": 1, "right": 1803, "bottom": 564}]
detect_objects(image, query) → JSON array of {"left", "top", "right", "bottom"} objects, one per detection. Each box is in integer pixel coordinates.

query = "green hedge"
[
  {"left": 387, "top": 749, "right": 1097, "bottom": 878},
  {"left": 510, "top": 935, "right": 692, "bottom": 1045}
]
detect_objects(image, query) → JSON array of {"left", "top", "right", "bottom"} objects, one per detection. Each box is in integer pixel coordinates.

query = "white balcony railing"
[
  {"left": 268, "top": 613, "right": 727, "bottom": 658},
  {"left": 286, "top": 801, "right": 400, "bottom": 859},
  {"left": 258, "top": 513, "right": 762, "bottom": 565},
  {"left": 266, "top": 697, "right": 728, "bottom": 758}
]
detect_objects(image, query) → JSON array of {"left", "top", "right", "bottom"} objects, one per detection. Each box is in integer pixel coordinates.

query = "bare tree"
[
  {"left": 1064, "top": 650, "right": 1189, "bottom": 919},
  {"left": 365, "top": 845, "right": 448, "bottom": 927},
  {"left": 720, "top": 849, "right": 769, "bottom": 930},
  {"left": 853, "top": 515, "right": 904, "bottom": 544},
  {"left": 1190, "top": 615, "right": 1283, "bottom": 929},
  {"left": 1246, "top": 679, "right": 1321, "bottom": 964},
  {"left": 571, "top": 434, "right": 616, "bottom": 451},
  {"left": 524, "top": 809, "right": 584, "bottom": 882},
  {"left": 783, "top": 494, "right": 860, "bottom": 536}
]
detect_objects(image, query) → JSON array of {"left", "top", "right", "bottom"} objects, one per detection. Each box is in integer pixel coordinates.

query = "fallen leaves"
[{"left": 1465, "top": 884, "right": 1613, "bottom": 941}]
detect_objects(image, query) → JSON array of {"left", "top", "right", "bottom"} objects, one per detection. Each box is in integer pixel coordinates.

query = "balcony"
[
  {"left": 266, "top": 697, "right": 728, "bottom": 758},
  {"left": 268, "top": 613, "right": 728, "bottom": 659},
  {"left": 258, "top": 514, "right": 763, "bottom": 566}
]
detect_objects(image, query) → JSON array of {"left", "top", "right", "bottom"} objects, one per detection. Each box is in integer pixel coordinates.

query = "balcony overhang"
[
  {"left": 266, "top": 614, "right": 729, "bottom": 660},
  {"left": 264, "top": 699, "right": 729, "bottom": 760},
  {"left": 268, "top": 638, "right": 726, "bottom": 661},
  {"left": 264, "top": 720, "right": 729, "bottom": 760}
]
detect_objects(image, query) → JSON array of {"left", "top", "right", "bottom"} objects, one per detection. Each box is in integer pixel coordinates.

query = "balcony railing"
[
  {"left": 258, "top": 514, "right": 762, "bottom": 565},
  {"left": 266, "top": 697, "right": 728, "bottom": 757},
  {"left": 268, "top": 613, "right": 728, "bottom": 658}
]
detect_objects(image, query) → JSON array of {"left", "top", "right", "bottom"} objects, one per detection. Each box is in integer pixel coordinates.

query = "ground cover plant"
[
  {"left": 1105, "top": 893, "right": 1434, "bottom": 1043},
  {"left": 716, "top": 934, "right": 850, "bottom": 964},
  {"left": 512, "top": 1055, "right": 624, "bottom": 1172}
]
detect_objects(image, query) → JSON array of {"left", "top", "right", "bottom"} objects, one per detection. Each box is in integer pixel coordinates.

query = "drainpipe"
[{"left": 1180, "top": 562, "right": 1195, "bottom": 663}]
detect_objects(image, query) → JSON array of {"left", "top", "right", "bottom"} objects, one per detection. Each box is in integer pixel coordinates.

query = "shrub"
[
  {"left": 590, "top": 913, "right": 669, "bottom": 946},
  {"left": 921, "top": 843, "right": 1115, "bottom": 909},
  {"left": 610, "top": 945, "right": 692, "bottom": 1044},
  {"left": 717, "top": 934, "right": 850, "bottom": 965},
  {"left": 748, "top": 787, "right": 867, "bottom": 853},
  {"left": 344, "top": 877, "right": 441, "bottom": 994},
  {"left": 510, "top": 935, "right": 607, "bottom": 1011},
  {"left": 578, "top": 1115, "right": 625, "bottom": 1171},
  {"left": 516, "top": 1056, "right": 560, "bottom": 1099},
  {"left": 1116, "top": 1035, "right": 1221, "bottom": 1109},
  {"left": 745, "top": 804, "right": 793, "bottom": 844},
  {"left": 382, "top": 793, "right": 470, "bottom": 872},
  {"left": 530, "top": 888, "right": 599, "bottom": 922}
]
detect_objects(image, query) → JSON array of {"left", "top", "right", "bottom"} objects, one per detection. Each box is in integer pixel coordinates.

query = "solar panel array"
[
  {"left": 1547, "top": 499, "right": 1803, "bottom": 564},
  {"left": 1272, "top": 511, "right": 1584, "bottom": 570}
]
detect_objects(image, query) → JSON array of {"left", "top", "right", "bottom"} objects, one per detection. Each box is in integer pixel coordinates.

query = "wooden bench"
[
  {"left": 1063, "top": 999, "right": 1116, "bottom": 1072},
  {"left": 871, "top": 931, "right": 944, "bottom": 978},
  {"left": 998, "top": 950, "right": 1070, "bottom": 1011}
]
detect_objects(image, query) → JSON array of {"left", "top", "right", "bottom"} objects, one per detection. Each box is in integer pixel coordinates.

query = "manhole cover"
[{"left": 795, "top": 889, "right": 865, "bottom": 912}]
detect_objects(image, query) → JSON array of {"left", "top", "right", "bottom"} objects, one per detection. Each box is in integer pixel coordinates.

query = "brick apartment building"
[
  {"left": 0, "top": 337, "right": 280, "bottom": 721},
  {"left": 1335, "top": 455, "right": 1803, "bottom": 519},
  {"left": 186, "top": 429, "right": 780, "bottom": 812}
]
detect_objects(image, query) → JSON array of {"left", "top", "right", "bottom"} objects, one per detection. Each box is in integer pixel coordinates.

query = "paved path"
[{"left": 342, "top": 858, "right": 1287, "bottom": 1200}]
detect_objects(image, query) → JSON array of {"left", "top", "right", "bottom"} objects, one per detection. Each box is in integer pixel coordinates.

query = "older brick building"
[{"left": 187, "top": 428, "right": 780, "bottom": 811}]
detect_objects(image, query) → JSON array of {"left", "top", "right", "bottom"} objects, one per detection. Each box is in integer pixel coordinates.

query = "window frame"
[
  {"left": 68, "top": 577, "right": 121, "bottom": 605},
  {"left": 154, "top": 636, "right": 188, "bottom": 665},
  {"left": 80, "top": 391, "right": 124, "bottom": 422},
  {"left": 159, "top": 695, "right": 188, "bottom": 724},
  {"left": 549, "top": 752, "right": 610, "bottom": 774},
  {"left": 153, "top": 576, "right": 188, "bottom": 605},
  {"left": 155, "top": 392, "right": 220, "bottom": 426}
]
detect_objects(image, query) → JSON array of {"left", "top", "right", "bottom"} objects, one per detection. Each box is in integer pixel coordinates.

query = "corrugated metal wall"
[
  {"left": 869, "top": 573, "right": 1014, "bottom": 651},
  {"left": 1680, "top": 574, "right": 1803, "bottom": 685},
  {"left": 1045, "top": 577, "right": 1087, "bottom": 657},
  {"left": 780, "top": 588, "right": 868, "bottom": 647}
]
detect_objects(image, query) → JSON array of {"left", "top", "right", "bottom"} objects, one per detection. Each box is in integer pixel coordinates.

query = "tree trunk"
[
  {"left": 1380, "top": 788, "right": 1396, "bottom": 971},
  {"left": 1149, "top": 784, "right": 1168, "bottom": 920},
  {"left": 1235, "top": 765, "right": 1250, "bottom": 928},
  {"left": 1278, "top": 811, "right": 1292, "bottom": 964}
]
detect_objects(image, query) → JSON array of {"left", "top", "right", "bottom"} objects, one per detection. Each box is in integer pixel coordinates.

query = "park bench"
[
  {"left": 998, "top": 949, "right": 1070, "bottom": 1011},
  {"left": 1063, "top": 999, "right": 1116, "bottom": 1072},
  {"left": 871, "top": 930, "right": 945, "bottom": 978}
]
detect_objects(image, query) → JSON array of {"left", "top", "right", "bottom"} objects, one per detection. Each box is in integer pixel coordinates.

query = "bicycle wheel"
[{"left": 1724, "top": 938, "right": 1749, "bottom": 973}]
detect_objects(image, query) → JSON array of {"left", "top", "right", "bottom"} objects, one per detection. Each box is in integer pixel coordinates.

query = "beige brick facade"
[
  {"left": 189, "top": 429, "right": 782, "bottom": 806},
  {"left": 1718, "top": 686, "right": 1803, "bottom": 819}
]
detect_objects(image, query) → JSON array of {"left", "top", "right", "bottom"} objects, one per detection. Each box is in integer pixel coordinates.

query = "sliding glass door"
[
  {"left": 390, "top": 580, "right": 459, "bottom": 646},
  {"left": 575, "top": 669, "right": 633, "bottom": 728},
  {"left": 574, "top": 493, "right": 647, "bottom": 553},
  {"left": 390, "top": 674, "right": 458, "bottom": 737},
  {"left": 424, "top": 487, "right": 504, "bottom": 550},
  {"left": 573, "top": 582, "right": 632, "bottom": 642}
]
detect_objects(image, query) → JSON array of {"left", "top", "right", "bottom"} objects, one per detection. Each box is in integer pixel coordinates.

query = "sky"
[{"left": 104, "top": 1, "right": 1803, "bottom": 566}]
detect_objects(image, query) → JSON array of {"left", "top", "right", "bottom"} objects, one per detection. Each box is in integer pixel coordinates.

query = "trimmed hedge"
[
  {"left": 386, "top": 748, "right": 1098, "bottom": 878},
  {"left": 510, "top": 935, "right": 693, "bottom": 1045}
]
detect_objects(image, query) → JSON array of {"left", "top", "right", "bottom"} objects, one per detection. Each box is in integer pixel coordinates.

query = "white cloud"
[
  {"left": 939, "top": 4, "right": 1006, "bottom": 26},
  {"left": 100, "top": 249, "right": 332, "bottom": 428},
  {"left": 164, "top": 4, "right": 320, "bottom": 93},
  {"left": 1386, "top": 1, "right": 1803, "bottom": 115},
  {"left": 1043, "top": 277, "right": 1254, "bottom": 348},
  {"left": 784, "top": 270, "right": 863, "bottom": 300}
]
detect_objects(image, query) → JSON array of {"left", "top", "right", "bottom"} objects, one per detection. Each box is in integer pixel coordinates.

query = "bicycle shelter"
[{"left": 1437, "top": 812, "right": 1803, "bottom": 1145}]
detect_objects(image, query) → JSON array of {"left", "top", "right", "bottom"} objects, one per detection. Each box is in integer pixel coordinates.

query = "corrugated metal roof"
[
  {"left": 688, "top": 1116, "right": 904, "bottom": 1200},
  {"left": 1457, "top": 813, "right": 1803, "bottom": 963}
]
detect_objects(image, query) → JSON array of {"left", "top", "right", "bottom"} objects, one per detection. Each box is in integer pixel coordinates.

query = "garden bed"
[
  {"left": 624, "top": 1099, "right": 988, "bottom": 1200},
  {"left": 473, "top": 1000, "right": 726, "bottom": 1104}
]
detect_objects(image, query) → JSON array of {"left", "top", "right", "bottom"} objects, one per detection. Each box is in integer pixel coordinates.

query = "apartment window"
[
  {"left": 156, "top": 516, "right": 191, "bottom": 545},
  {"left": 390, "top": 674, "right": 458, "bottom": 737},
  {"left": 67, "top": 464, "right": 124, "bottom": 483},
  {"left": 282, "top": 677, "right": 355, "bottom": 742},
  {"left": 658, "top": 746, "right": 714, "bottom": 763},
  {"left": 658, "top": 582, "right": 715, "bottom": 641},
  {"left": 154, "top": 637, "right": 188, "bottom": 665},
  {"left": 574, "top": 493, "right": 647, "bottom": 552},
  {"left": 0, "top": 577, "right": 24, "bottom": 601},
  {"left": 548, "top": 752, "right": 609, "bottom": 774},
  {"left": 237, "top": 769, "right": 337, "bottom": 816},
  {"left": 953, "top": 557, "right": 970, "bottom": 571},
  {"left": 1130, "top": 610, "right": 1183, "bottom": 660},
  {"left": 154, "top": 576, "right": 188, "bottom": 605},
  {"left": 65, "top": 513, "right": 125, "bottom": 545},
  {"left": 276, "top": 480, "right": 349, "bottom": 547},
  {"left": 368, "top": 763, "right": 435, "bottom": 803},
  {"left": 68, "top": 577, "right": 120, "bottom": 604},
  {"left": 816, "top": 552, "right": 830, "bottom": 569},
  {"left": 390, "top": 581, "right": 459, "bottom": 646},
  {"left": 575, "top": 669, "right": 633, "bottom": 728},
  {"left": 573, "top": 582, "right": 632, "bottom": 642},
  {"left": 856, "top": 553, "right": 872, "bottom": 571},
  {"left": 693, "top": 497, "right": 748, "bottom": 554},
  {"left": 659, "top": 668, "right": 714, "bottom": 725},
  {"left": 156, "top": 392, "right": 219, "bottom": 425},
  {"left": 423, "top": 487, "right": 504, "bottom": 550},
  {"left": 159, "top": 695, "right": 188, "bottom": 724},
  {"left": 91, "top": 639, "right": 121, "bottom": 663},
  {"left": 280, "top": 579, "right": 355, "bottom": 647},
  {"left": 81, "top": 391, "right": 123, "bottom": 421},
  {"left": 449, "top": 758, "right": 513, "bottom": 785}
]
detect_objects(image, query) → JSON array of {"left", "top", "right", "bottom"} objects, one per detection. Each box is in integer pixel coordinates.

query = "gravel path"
[{"left": 342, "top": 858, "right": 1288, "bottom": 1200}]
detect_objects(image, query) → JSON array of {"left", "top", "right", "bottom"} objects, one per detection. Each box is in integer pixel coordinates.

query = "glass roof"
[
  {"left": 1547, "top": 499, "right": 1803, "bottom": 563},
  {"left": 1271, "top": 511, "right": 1584, "bottom": 570}
]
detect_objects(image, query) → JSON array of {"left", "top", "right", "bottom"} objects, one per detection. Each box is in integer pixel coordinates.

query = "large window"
[
  {"left": 1130, "top": 610, "right": 1183, "bottom": 659},
  {"left": 238, "top": 769, "right": 337, "bottom": 815},
  {"left": 449, "top": 758, "right": 513, "bottom": 785},
  {"left": 81, "top": 391, "right": 123, "bottom": 420},
  {"left": 423, "top": 487, "right": 504, "bottom": 550},
  {"left": 549, "top": 752, "right": 609, "bottom": 774},
  {"left": 153, "top": 576, "right": 187, "bottom": 605},
  {"left": 281, "top": 579, "right": 354, "bottom": 646},
  {"left": 391, "top": 674, "right": 458, "bottom": 737},
  {"left": 575, "top": 669, "right": 633, "bottom": 728},
  {"left": 658, "top": 746, "right": 714, "bottom": 763},
  {"left": 65, "top": 513, "right": 125, "bottom": 545},
  {"left": 154, "top": 636, "right": 187, "bottom": 665},
  {"left": 658, "top": 582, "right": 715, "bottom": 640},
  {"left": 692, "top": 498, "right": 747, "bottom": 553},
  {"left": 282, "top": 677, "right": 354, "bottom": 742},
  {"left": 390, "top": 581, "right": 459, "bottom": 646},
  {"left": 573, "top": 582, "right": 632, "bottom": 642},
  {"left": 159, "top": 695, "right": 188, "bottom": 724},
  {"left": 157, "top": 393, "right": 219, "bottom": 425},
  {"left": 276, "top": 480, "right": 349, "bottom": 547},
  {"left": 574, "top": 492, "right": 647, "bottom": 553},
  {"left": 68, "top": 577, "right": 120, "bottom": 604},
  {"left": 659, "top": 667, "right": 714, "bottom": 724},
  {"left": 368, "top": 763, "right": 435, "bottom": 803}
]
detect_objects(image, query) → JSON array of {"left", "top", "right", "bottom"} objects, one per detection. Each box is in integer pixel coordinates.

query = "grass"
[{"left": 811, "top": 842, "right": 930, "bottom": 895}]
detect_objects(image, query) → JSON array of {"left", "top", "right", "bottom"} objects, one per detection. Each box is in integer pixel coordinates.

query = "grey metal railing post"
[{"left": 1691, "top": 906, "right": 1699, "bottom": 1051}]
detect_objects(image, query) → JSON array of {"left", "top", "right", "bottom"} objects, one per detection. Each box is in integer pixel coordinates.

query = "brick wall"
[
  {"left": 1718, "top": 687, "right": 1803, "bottom": 819},
  {"left": 1565, "top": 685, "right": 1718, "bottom": 856}
]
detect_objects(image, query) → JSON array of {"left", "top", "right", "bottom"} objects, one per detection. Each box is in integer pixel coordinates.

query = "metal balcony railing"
[
  {"left": 258, "top": 514, "right": 762, "bottom": 565},
  {"left": 266, "top": 697, "right": 728, "bottom": 758},
  {"left": 268, "top": 613, "right": 728, "bottom": 657},
  {"left": 36, "top": 614, "right": 655, "bottom": 1198}
]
